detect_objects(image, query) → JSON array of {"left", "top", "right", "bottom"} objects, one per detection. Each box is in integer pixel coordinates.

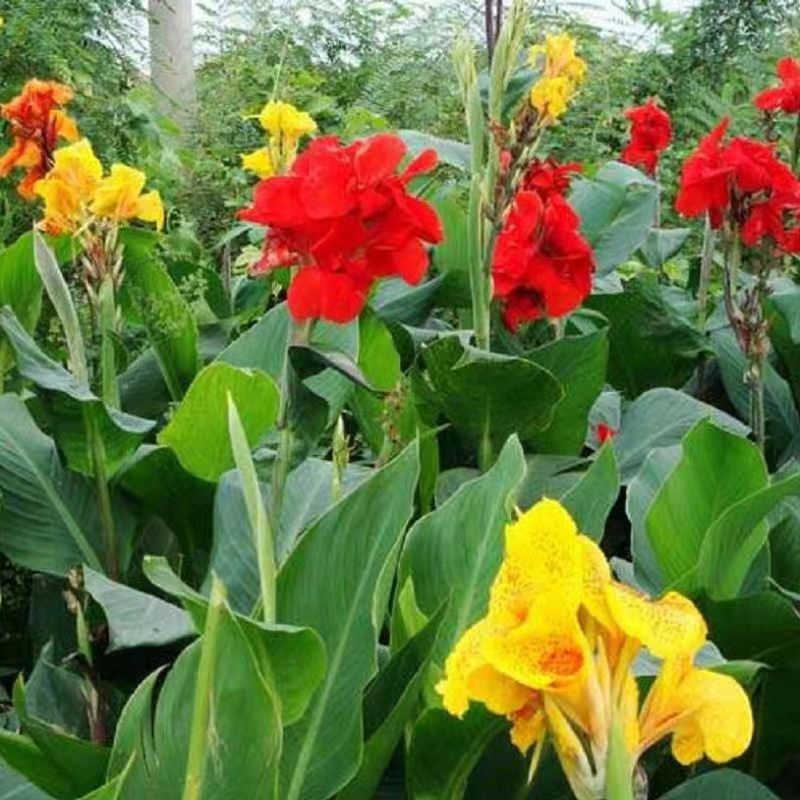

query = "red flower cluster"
[
  {"left": 238, "top": 133, "right": 442, "bottom": 323},
  {"left": 492, "top": 159, "right": 595, "bottom": 331},
  {"left": 596, "top": 423, "right": 617, "bottom": 444},
  {"left": 0, "top": 80, "right": 78, "bottom": 198},
  {"left": 620, "top": 99, "right": 672, "bottom": 176},
  {"left": 754, "top": 58, "right": 800, "bottom": 115},
  {"left": 675, "top": 118, "right": 800, "bottom": 252}
]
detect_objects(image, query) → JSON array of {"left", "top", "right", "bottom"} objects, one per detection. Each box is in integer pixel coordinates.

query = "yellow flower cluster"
[
  {"left": 34, "top": 139, "right": 164, "bottom": 235},
  {"left": 437, "top": 499, "right": 753, "bottom": 800},
  {"left": 529, "top": 33, "right": 587, "bottom": 121},
  {"left": 241, "top": 100, "right": 317, "bottom": 178}
]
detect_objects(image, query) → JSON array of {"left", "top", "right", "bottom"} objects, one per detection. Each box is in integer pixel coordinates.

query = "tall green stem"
[
  {"left": 271, "top": 315, "right": 312, "bottom": 532},
  {"left": 182, "top": 579, "right": 225, "bottom": 800},
  {"left": 468, "top": 174, "right": 491, "bottom": 350},
  {"left": 791, "top": 113, "right": 800, "bottom": 174},
  {"left": 605, "top": 717, "right": 635, "bottom": 800},
  {"left": 85, "top": 409, "right": 118, "bottom": 578},
  {"left": 97, "top": 277, "right": 120, "bottom": 409}
]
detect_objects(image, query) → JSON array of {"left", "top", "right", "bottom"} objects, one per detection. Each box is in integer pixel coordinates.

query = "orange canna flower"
[{"left": 0, "top": 79, "right": 79, "bottom": 198}]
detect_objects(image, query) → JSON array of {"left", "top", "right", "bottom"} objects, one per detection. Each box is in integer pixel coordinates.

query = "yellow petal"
[
  {"left": 258, "top": 100, "right": 316, "bottom": 139},
  {"left": 490, "top": 499, "right": 584, "bottom": 625},
  {"left": 530, "top": 76, "right": 574, "bottom": 120},
  {"left": 436, "top": 618, "right": 531, "bottom": 718},
  {"left": 508, "top": 697, "right": 545, "bottom": 755},
  {"left": 91, "top": 163, "right": 148, "bottom": 222},
  {"left": 135, "top": 190, "right": 165, "bottom": 231},
  {"left": 604, "top": 584, "right": 707, "bottom": 660},
  {"left": 578, "top": 535, "right": 616, "bottom": 632},
  {"left": 669, "top": 669, "right": 753, "bottom": 765},
  {"left": 241, "top": 147, "right": 274, "bottom": 178}
]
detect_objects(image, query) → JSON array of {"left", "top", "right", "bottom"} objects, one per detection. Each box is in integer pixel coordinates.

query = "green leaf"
[
  {"left": 524, "top": 328, "right": 608, "bottom": 454},
  {"left": 768, "top": 290, "right": 800, "bottom": 407},
  {"left": 406, "top": 707, "right": 504, "bottom": 800},
  {"left": 640, "top": 227, "right": 691, "bottom": 269},
  {"left": 657, "top": 769, "right": 779, "bottom": 799},
  {"left": 118, "top": 228, "right": 199, "bottom": 399},
  {"left": 395, "top": 437, "right": 526, "bottom": 659},
  {"left": 398, "top": 130, "right": 469, "bottom": 170},
  {"left": 0, "top": 394, "right": 105, "bottom": 575},
  {"left": 613, "top": 388, "right": 748, "bottom": 483},
  {"left": 586, "top": 275, "right": 708, "bottom": 396},
  {"left": 420, "top": 336, "right": 563, "bottom": 448},
  {"left": 114, "top": 593, "right": 282, "bottom": 799},
  {"left": 338, "top": 604, "right": 447, "bottom": 800},
  {"left": 561, "top": 444, "right": 620, "bottom": 542},
  {"left": 144, "top": 556, "right": 326, "bottom": 728},
  {"left": 570, "top": 161, "right": 658, "bottom": 276},
  {"left": 277, "top": 444, "right": 419, "bottom": 800},
  {"left": 157, "top": 362, "right": 280, "bottom": 482},
  {"left": 372, "top": 277, "right": 444, "bottom": 326},
  {"left": 0, "top": 761, "right": 50, "bottom": 799},
  {"left": 0, "top": 307, "right": 154, "bottom": 477},
  {"left": 84, "top": 568, "right": 194, "bottom": 652},
  {"left": 646, "top": 420, "right": 767, "bottom": 595}
]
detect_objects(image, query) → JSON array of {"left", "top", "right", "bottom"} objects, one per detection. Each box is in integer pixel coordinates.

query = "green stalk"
[
  {"left": 85, "top": 408, "right": 119, "bottom": 578},
  {"left": 0, "top": 340, "right": 10, "bottom": 394},
  {"left": 467, "top": 174, "right": 491, "bottom": 350},
  {"left": 182, "top": 578, "right": 226, "bottom": 800},
  {"left": 97, "top": 277, "right": 120, "bottom": 409},
  {"left": 271, "top": 315, "right": 312, "bottom": 533},
  {"left": 605, "top": 717, "right": 635, "bottom": 800},
  {"left": 792, "top": 113, "right": 800, "bottom": 174}
]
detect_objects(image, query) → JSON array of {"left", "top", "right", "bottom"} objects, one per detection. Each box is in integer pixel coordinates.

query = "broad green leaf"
[
  {"left": 768, "top": 290, "right": 800, "bottom": 407},
  {"left": 115, "top": 592, "right": 282, "bottom": 799},
  {"left": 339, "top": 605, "right": 447, "bottom": 800},
  {"left": 646, "top": 420, "right": 767, "bottom": 594},
  {"left": 157, "top": 362, "right": 279, "bottom": 482},
  {"left": 524, "top": 328, "right": 608, "bottom": 454},
  {"left": 371, "top": 277, "right": 444, "bottom": 326},
  {"left": 419, "top": 336, "right": 563, "bottom": 449},
  {"left": 712, "top": 326, "right": 800, "bottom": 464},
  {"left": 277, "top": 444, "right": 419, "bottom": 800},
  {"left": 429, "top": 186, "right": 470, "bottom": 307},
  {"left": 640, "top": 227, "right": 691, "bottom": 269},
  {"left": 118, "top": 228, "right": 199, "bottom": 399},
  {"left": 0, "top": 307, "right": 154, "bottom": 477},
  {"left": 406, "top": 707, "right": 504, "bottom": 800},
  {"left": 84, "top": 568, "right": 194, "bottom": 652},
  {"left": 570, "top": 161, "right": 658, "bottom": 276},
  {"left": 613, "top": 388, "right": 748, "bottom": 483},
  {"left": 0, "top": 394, "right": 105, "bottom": 575},
  {"left": 395, "top": 437, "right": 526, "bottom": 659},
  {"left": 0, "top": 732, "right": 75, "bottom": 800},
  {"left": 398, "top": 130, "right": 469, "bottom": 170},
  {"left": 0, "top": 762, "right": 50, "bottom": 799},
  {"left": 587, "top": 275, "right": 708, "bottom": 396},
  {"left": 144, "top": 556, "right": 326, "bottom": 727},
  {"left": 561, "top": 444, "right": 619, "bottom": 542},
  {"left": 657, "top": 769, "right": 778, "bottom": 799}
]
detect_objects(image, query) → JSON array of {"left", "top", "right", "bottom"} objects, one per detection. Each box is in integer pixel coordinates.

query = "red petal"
[
  {"left": 402, "top": 148, "right": 438, "bottom": 182},
  {"left": 402, "top": 195, "right": 444, "bottom": 243},
  {"left": 390, "top": 237, "right": 429, "bottom": 284},
  {"left": 354, "top": 134, "right": 407, "bottom": 185},
  {"left": 777, "top": 58, "right": 800, "bottom": 83},
  {"left": 239, "top": 177, "right": 306, "bottom": 227}
]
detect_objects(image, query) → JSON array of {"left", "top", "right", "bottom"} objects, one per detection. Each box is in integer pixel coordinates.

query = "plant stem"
[
  {"left": 468, "top": 175, "right": 491, "bottom": 350},
  {"left": 750, "top": 360, "right": 766, "bottom": 453},
  {"left": 0, "top": 341, "right": 9, "bottom": 395},
  {"left": 85, "top": 409, "right": 119, "bottom": 578},
  {"left": 98, "top": 277, "right": 120, "bottom": 409},
  {"left": 605, "top": 717, "right": 635, "bottom": 800},
  {"left": 792, "top": 113, "right": 800, "bottom": 174},
  {"left": 696, "top": 215, "right": 716, "bottom": 399},
  {"left": 182, "top": 579, "right": 226, "bottom": 800},
  {"left": 271, "top": 315, "right": 312, "bottom": 532}
]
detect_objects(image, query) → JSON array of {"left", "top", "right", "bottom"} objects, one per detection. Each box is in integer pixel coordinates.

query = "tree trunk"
[{"left": 148, "top": 0, "right": 196, "bottom": 131}]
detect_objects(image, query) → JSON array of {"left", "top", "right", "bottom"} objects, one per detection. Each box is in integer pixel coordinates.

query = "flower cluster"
[
  {"left": 491, "top": 158, "right": 595, "bottom": 330},
  {"left": 241, "top": 100, "right": 317, "bottom": 178},
  {"left": 754, "top": 57, "right": 800, "bottom": 115},
  {"left": 620, "top": 99, "right": 672, "bottom": 176},
  {"left": 437, "top": 499, "right": 753, "bottom": 800},
  {"left": 239, "top": 133, "right": 442, "bottom": 323},
  {"left": 0, "top": 80, "right": 78, "bottom": 198},
  {"left": 34, "top": 139, "right": 164, "bottom": 236},
  {"left": 675, "top": 118, "right": 800, "bottom": 252},
  {"left": 529, "top": 34, "right": 587, "bottom": 122}
]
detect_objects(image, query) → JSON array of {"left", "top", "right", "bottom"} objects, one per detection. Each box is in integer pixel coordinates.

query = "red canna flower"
[
  {"left": 596, "top": 423, "right": 617, "bottom": 444},
  {"left": 0, "top": 79, "right": 79, "bottom": 198},
  {"left": 675, "top": 117, "right": 800, "bottom": 251},
  {"left": 238, "top": 133, "right": 443, "bottom": 323},
  {"left": 754, "top": 58, "right": 800, "bottom": 115},
  {"left": 620, "top": 99, "right": 672, "bottom": 176},
  {"left": 492, "top": 160, "right": 595, "bottom": 331}
]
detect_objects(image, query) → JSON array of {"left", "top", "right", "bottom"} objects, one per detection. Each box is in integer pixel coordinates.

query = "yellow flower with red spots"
[{"left": 437, "top": 499, "right": 753, "bottom": 800}]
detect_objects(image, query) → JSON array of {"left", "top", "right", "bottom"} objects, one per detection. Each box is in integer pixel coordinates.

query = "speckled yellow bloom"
[
  {"left": 242, "top": 100, "right": 316, "bottom": 177},
  {"left": 90, "top": 164, "right": 164, "bottom": 231},
  {"left": 436, "top": 499, "right": 753, "bottom": 800},
  {"left": 34, "top": 139, "right": 102, "bottom": 235},
  {"left": 529, "top": 33, "right": 587, "bottom": 121}
]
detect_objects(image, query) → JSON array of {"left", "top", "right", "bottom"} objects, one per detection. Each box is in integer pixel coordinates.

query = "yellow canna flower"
[
  {"left": 34, "top": 138, "right": 102, "bottom": 235},
  {"left": 529, "top": 32, "right": 587, "bottom": 122},
  {"left": 436, "top": 499, "right": 754, "bottom": 800},
  {"left": 258, "top": 100, "right": 317, "bottom": 140},
  {"left": 90, "top": 163, "right": 164, "bottom": 231},
  {"left": 241, "top": 147, "right": 275, "bottom": 178}
]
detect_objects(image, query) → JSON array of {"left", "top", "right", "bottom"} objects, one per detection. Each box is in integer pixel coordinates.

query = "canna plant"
[{"left": 0, "top": 2, "right": 798, "bottom": 800}]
